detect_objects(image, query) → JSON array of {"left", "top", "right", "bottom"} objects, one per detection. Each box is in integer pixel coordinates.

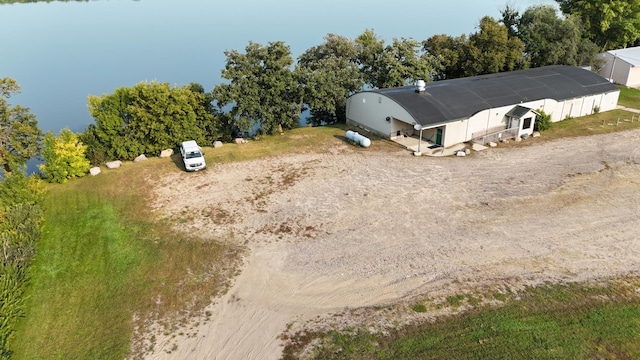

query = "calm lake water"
[{"left": 1, "top": 0, "right": 556, "bottom": 134}]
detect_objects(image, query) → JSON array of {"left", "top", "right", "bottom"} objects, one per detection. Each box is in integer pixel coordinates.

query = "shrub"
[
  {"left": 39, "top": 128, "right": 91, "bottom": 183},
  {"left": 0, "top": 203, "right": 43, "bottom": 358},
  {"left": 0, "top": 173, "right": 46, "bottom": 209},
  {"left": 0, "top": 264, "right": 28, "bottom": 359},
  {"left": 535, "top": 109, "right": 552, "bottom": 131},
  {"left": 0, "top": 169, "right": 45, "bottom": 358}
]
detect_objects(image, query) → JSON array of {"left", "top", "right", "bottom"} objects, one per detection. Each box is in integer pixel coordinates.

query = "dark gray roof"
[
  {"left": 374, "top": 65, "right": 619, "bottom": 126},
  {"left": 505, "top": 105, "right": 534, "bottom": 118}
]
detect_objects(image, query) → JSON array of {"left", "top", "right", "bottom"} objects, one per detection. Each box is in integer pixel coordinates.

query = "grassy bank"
[
  {"left": 283, "top": 279, "right": 640, "bottom": 359},
  {"left": 10, "top": 125, "right": 354, "bottom": 359},
  {"left": 202, "top": 124, "right": 395, "bottom": 165},
  {"left": 617, "top": 84, "right": 640, "bottom": 108},
  {"left": 11, "top": 157, "right": 242, "bottom": 359}
]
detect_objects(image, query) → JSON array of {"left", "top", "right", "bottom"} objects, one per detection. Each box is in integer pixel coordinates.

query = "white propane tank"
[{"left": 346, "top": 130, "right": 371, "bottom": 147}]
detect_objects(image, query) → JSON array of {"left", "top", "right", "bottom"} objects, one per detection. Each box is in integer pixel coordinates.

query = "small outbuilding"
[
  {"left": 346, "top": 65, "right": 619, "bottom": 149},
  {"left": 598, "top": 46, "right": 640, "bottom": 87}
]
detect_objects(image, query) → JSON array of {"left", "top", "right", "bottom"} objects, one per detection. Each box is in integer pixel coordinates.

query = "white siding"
[
  {"left": 348, "top": 88, "right": 620, "bottom": 148},
  {"left": 628, "top": 67, "right": 640, "bottom": 87},
  {"left": 346, "top": 93, "right": 414, "bottom": 137},
  {"left": 540, "top": 92, "right": 619, "bottom": 122},
  {"left": 601, "top": 91, "right": 620, "bottom": 111},
  {"left": 442, "top": 120, "right": 466, "bottom": 147}
]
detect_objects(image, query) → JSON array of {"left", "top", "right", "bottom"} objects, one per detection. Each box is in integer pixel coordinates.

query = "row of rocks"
[
  {"left": 90, "top": 141, "right": 230, "bottom": 176},
  {"left": 91, "top": 148, "right": 174, "bottom": 176}
]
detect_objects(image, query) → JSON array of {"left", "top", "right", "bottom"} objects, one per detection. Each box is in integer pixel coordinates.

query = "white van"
[{"left": 180, "top": 140, "right": 206, "bottom": 171}]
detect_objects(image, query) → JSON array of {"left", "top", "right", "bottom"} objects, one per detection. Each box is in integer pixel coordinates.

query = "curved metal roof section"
[
  {"left": 606, "top": 46, "right": 640, "bottom": 66},
  {"left": 373, "top": 65, "right": 619, "bottom": 126}
]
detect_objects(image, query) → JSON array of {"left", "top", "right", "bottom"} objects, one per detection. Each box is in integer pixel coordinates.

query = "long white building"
[{"left": 346, "top": 65, "right": 620, "bottom": 148}]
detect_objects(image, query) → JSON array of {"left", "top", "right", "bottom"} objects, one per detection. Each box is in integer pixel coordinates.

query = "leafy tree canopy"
[
  {"left": 425, "top": 17, "right": 526, "bottom": 79},
  {"left": 296, "top": 34, "right": 364, "bottom": 125},
  {"left": 516, "top": 5, "right": 600, "bottom": 68},
  {"left": 86, "top": 81, "right": 210, "bottom": 161},
  {"left": 356, "top": 29, "right": 442, "bottom": 88},
  {"left": 39, "top": 128, "right": 90, "bottom": 183},
  {"left": 377, "top": 37, "right": 442, "bottom": 88},
  {"left": 213, "top": 41, "right": 303, "bottom": 135},
  {"left": 0, "top": 171, "right": 45, "bottom": 212},
  {"left": 423, "top": 34, "right": 467, "bottom": 79},
  {"left": 465, "top": 16, "right": 527, "bottom": 76},
  {"left": 557, "top": 0, "right": 640, "bottom": 50},
  {"left": 0, "top": 78, "right": 42, "bottom": 175}
]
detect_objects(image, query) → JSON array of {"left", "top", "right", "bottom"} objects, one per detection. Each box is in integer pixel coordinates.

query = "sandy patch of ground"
[{"left": 144, "top": 129, "right": 640, "bottom": 359}]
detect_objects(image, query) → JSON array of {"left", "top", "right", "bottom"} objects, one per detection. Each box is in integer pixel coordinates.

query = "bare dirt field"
[{"left": 145, "top": 129, "right": 640, "bottom": 359}]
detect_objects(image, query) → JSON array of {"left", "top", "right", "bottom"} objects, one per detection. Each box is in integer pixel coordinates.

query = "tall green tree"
[
  {"left": 500, "top": 3, "right": 521, "bottom": 38},
  {"left": 355, "top": 29, "right": 386, "bottom": 89},
  {"left": 187, "top": 83, "right": 232, "bottom": 143},
  {"left": 296, "top": 34, "right": 364, "bottom": 125},
  {"left": 39, "top": 128, "right": 90, "bottom": 184},
  {"left": 557, "top": 0, "right": 640, "bottom": 50},
  {"left": 86, "top": 81, "right": 210, "bottom": 161},
  {"left": 356, "top": 30, "right": 441, "bottom": 88},
  {"left": 213, "top": 41, "right": 303, "bottom": 135},
  {"left": 464, "top": 16, "right": 527, "bottom": 76},
  {"left": 376, "top": 37, "right": 442, "bottom": 88},
  {"left": 517, "top": 5, "right": 599, "bottom": 67},
  {"left": 0, "top": 78, "right": 42, "bottom": 175},
  {"left": 423, "top": 34, "right": 468, "bottom": 79},
  {"left": 424, "top": 17, "right": 526, "bottom": 79}
]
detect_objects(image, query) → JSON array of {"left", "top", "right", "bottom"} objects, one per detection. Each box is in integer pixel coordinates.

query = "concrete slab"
[
  {"left": 471, "top": 143, "right": 488, "bottom": 152},
  {"left": 391, "top": 135, "right": 488, "bottom": 157},
  {"left": 429, "top": 143, "right": 466, "bottom": 157}
]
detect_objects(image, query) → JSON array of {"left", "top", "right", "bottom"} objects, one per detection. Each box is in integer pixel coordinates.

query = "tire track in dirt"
[{"left": 146, "top": 129, "right": 640, "bottom": 359}]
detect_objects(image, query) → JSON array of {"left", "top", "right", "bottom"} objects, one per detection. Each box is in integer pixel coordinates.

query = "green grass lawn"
[
  {"left": 11, "top": 157, "right": 243, "bottom": 359},
  {"left": 617, "top": 84, "right": 640, "bottom": 108},
  {"left": 284, "top": 280, "right": 640, "bottom": 359},
  {"left": 10, "top": 125, "right": 355, "bottom": 359},
  {"left": 200, "top": 124, "right": 396, "bottom": 165}
]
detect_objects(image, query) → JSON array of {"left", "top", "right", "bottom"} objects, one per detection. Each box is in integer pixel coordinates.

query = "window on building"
[{"left": 523, "top": 117, "right": 532, "bottom": 129}]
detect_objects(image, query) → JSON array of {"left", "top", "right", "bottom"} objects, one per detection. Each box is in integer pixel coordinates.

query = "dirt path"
[{"left": 146, "top": 129, "right": 640, "bottom": 359}]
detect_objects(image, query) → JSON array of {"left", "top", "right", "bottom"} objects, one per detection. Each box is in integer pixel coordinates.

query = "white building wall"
[
  {"left": 627, "top": 68, "right": 640, "bottom": 87},
  {"left": 348, "top": 89, "right": 620, "bottom": 147},
  {"left": 346, "top": 92, "right": 415, "bottom": 137},
  {"left": 554, "top": 92, "right": 620, "bottom": 121},
  {"left": 561, "top": 98, "right": 583, "bottom": 119},
  {"left": 529, "top": 92, "right": 618, "bottom": 123},
  {"left": 541, "top": 99, "right": 564, "bottom": 122},
  {"left": 601, "top": 91, "right": 620, "bottom": 111},
  {"left": 442, "top": 120, "right": 466, "bottom": 147},
  {"left": 464, "top": 102, "right": 541, "bottom": 139}
]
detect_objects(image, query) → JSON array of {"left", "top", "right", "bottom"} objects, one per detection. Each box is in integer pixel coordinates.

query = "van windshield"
[{"left": 186, "top": 151, "right": 202, "bottom": 159}]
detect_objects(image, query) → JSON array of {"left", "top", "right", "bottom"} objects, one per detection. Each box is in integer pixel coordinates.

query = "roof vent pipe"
[{"left": 415, "top": 79, "right": 426, "bottom": 92}]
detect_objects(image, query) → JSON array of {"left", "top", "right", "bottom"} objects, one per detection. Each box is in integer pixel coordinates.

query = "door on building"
[
  {"left": 509, "top": 117, "right": 520, "bottom": 130},
  {"left": 435, "top": 128, "right": 443, "bottom": 146}
]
